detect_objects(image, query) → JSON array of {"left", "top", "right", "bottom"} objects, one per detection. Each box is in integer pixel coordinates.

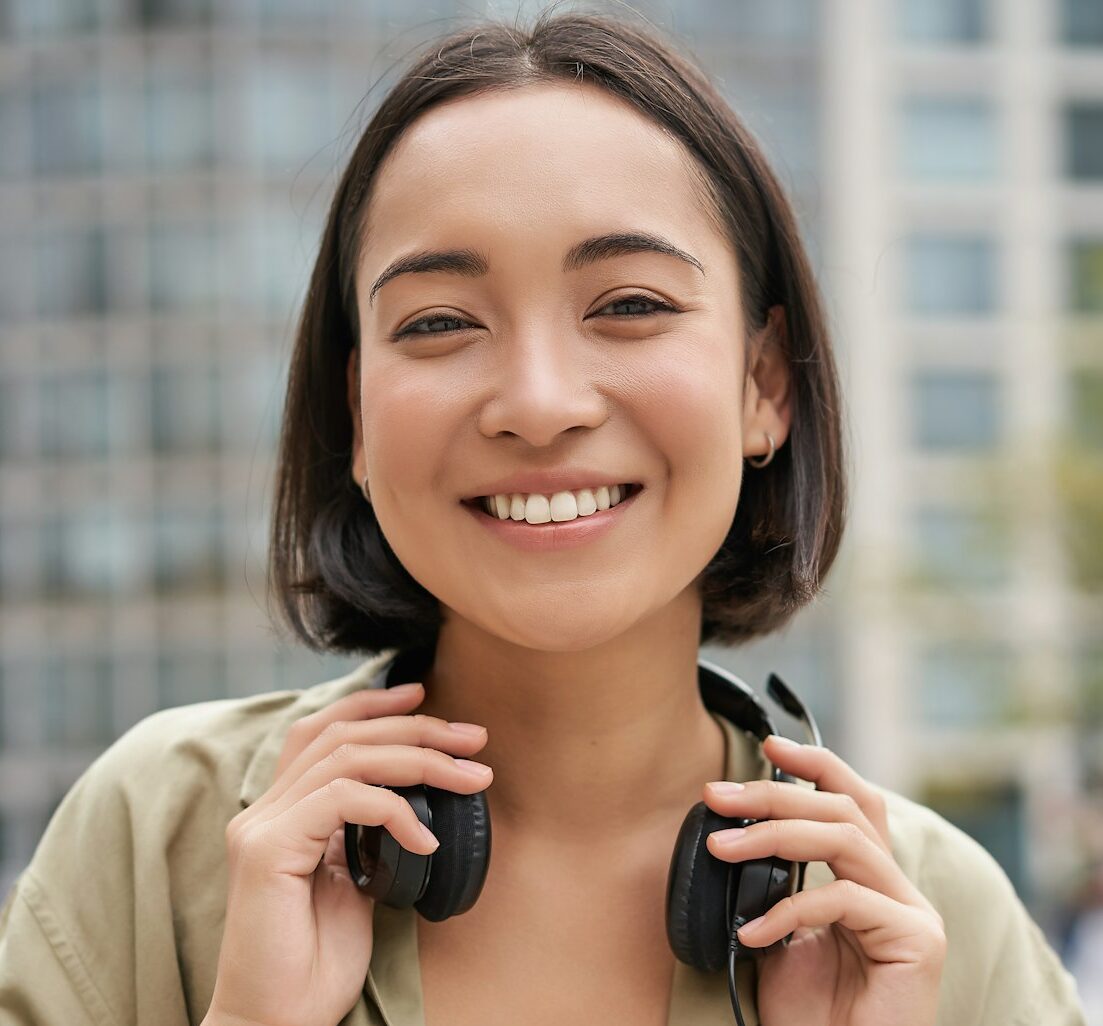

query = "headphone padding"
[{"left": 416, "top": 787, "right": 491, "bottom": 922}]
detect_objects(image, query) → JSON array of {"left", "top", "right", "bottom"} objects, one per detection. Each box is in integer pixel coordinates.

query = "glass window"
[
  {"left": 1069, "top": 368, "right": 1103, "bottom": 448},
  {"left": 151, "top": 503, "right": 225, "bottom": 593},
  {"left": 244, "top": 59, "right": 335, "bottom": 172},
  {"left": 906, "top": 234, "right": 997, "bottom": 315},
  {"left": 155, "top": 648, "right": 227, "bottom": 710},
  {"left": 911, "top": 369, "right": 1001, "bottom": 450},
  {"left": 911, "top": 504, "right": 1009, "bottom": 587},
  {"left": 148, "top": 220, "right": 220, "bottom": 313},
  {"left": 145, "top": 67, "right": 215, "bottom": 171},
  {"left": 899, "top": 97, "right": 996, "bottom": 180},
  {"left": 31, "top": 76, "right": 101, "bottom": 176},
  {"left": 136, "top": 0, "right": 212, "bottom": 27},
  {"left": 220, "top": 350, "right": 285, "bottom": 450},
  {"left": 897, "top": 0, "right": 985, "bottom": 43},
  {"left": 1068, "top": 239, "right": 1103, "bottom": 312},
  {"left": 39, "top": 502, "right": 144, "bottom": 598},
  {"left": 150, "top": 361, "right": 221, "bottom": 453},
  {"left": 40, "top": 652, "right": 114, "bottom": 745},
  {"left": 1062, "top": 0, "right": 1103, "bottom": 46},
  {"left": 0, "top": 88, "right": 28, "bottom": 179},
  {"left": 35, "top": 225, "right": 109, "bottom": 318},
  {"left": 0, "top": 373, "right": 36, "bottom": 461},
  {"left": 916, "top": 640, "right": 1013, "bottom": 727},
  {"left": 919, "top": 780, "right": 1026, "bottom": 898},
  {"left": 5, "top": 0, "right": 99, "bottom": 39},
  {"left": 0, "top": 229, "right": 35, "bottom": 321},
  {"left": 39, "top": 366, "right": 110, "bottom": 458},
  {"left": 0, "top": 516, "right": 40, "bottom": 599},
  {"left": 675, "top": 0, "right": 818, "bottom": 41},
  {"left": 1076, "top": 639, "right": 1103, "bottom": 726},
  {"left": 1065, "top": 103, "right": 1103, "bottom": 180}
]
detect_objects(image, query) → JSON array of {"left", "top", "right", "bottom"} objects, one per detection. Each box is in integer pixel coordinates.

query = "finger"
[
  {"left": 274, "top": 683, "right": 428, "bottom": 780},
  {"left": 760, "top": 736, "right": 893, "bottom": 852},
  {"left": 736, "top": 878, "right": 947, "bottom": 968},
  {"left": 268, "top": 712, "right": 489, "bottom": 809},
  {"left": 258, "top": 742, "right": 494, "bottom": 823},
  {"left": 703, "top": 778, "right": 889, "bottom": 856},
  {"left": 706, "top": 818, "right": 926, "bottom": 909},
  {"left": 237, "top": 778, "right": 441, "bottom": 879}
]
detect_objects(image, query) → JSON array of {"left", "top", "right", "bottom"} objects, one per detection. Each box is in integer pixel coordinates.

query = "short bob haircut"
[{"left": 268, "top": 5, "right": 850, "bottom": 656}]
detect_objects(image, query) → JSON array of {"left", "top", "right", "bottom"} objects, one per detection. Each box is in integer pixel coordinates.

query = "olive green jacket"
[{"left": 0, "top": 651, "right": 1088, "bottom": 1025}]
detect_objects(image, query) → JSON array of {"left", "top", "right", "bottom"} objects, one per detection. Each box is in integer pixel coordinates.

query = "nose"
[{"left": 477, "top": 328, "right": 608, "bottom": 447}]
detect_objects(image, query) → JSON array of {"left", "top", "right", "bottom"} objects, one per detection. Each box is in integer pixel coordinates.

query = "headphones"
[{"left": 345, "top": 644, "right": 823, "bottom": 1026}]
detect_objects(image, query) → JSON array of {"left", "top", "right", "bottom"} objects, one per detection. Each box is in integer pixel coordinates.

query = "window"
[
  {"left": 39, "top": 366, "right": 111, "bottom": 458},
  {"left": 1068, "top": 239, "right": 1103, "bottom": 312},
  {"left": 916, "top": 639, "right": 1014, "bottom": 727},
  {"left": 1065, "top": 103, "right": 1103, "bottom": 180},
  {"left": 148, "top": 220, "right": 221, "bottom": 313},
  {"left": 1061, "top": 0, "right": 1103, "bottom": 46},
  {"left": 1069, "top": 368, "right": 1103, "bottom": 448},
  {"left": 899, "top": 97, "right": 996, "bottom": 180},
  {"left": 244, "top": 59, "right": 335, "bottom": 172},
  {"left": 39, "top": 502, "right": 145, "bottom": 598},
  {"left": 145, "top": 67, "right": 215, "bottom": 171},
  {"left": 150, "top": 361, "right": 221, "bottom": 453},
  {"left": 35, "top": 226, "right": 109, "bottom": 318},
  {"left": 906, "top": 234, "right": 997, "bottom": 315},
  {"left": 155, "top": 648, "right": 227, "bottom": 710},
  {"left": 912, "top": 504, "right": 1009, "bottom": 587},
  {"left": 31, "top": 76, "right": 101, "bottom": 176},
  {"left": 40, "top": 652, "right": 115, "bottom": 745},
  {"left": 676, "top": 0, "right": 818, "bottom": 41},
  {"left": 897, "top": 0, "right": 985, "bottom": 44},
  {"left": 151, "top": 503, "right": 225, "bottom": 593},
  {"left": 911, "top": 369, "right": 1001, "bottom": 450},
  {"left": 920, "top": 780, "right": 1026, "bottom": 898}
]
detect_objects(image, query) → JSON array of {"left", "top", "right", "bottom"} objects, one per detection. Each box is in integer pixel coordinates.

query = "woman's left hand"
[{"left": 704, "top": 735, "right": 947, "bottom": 1026}]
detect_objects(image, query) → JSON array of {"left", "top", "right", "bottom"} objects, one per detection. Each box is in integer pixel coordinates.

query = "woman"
[{"left": 0, "top": 9, "right": 1087, "bottom": 1026}]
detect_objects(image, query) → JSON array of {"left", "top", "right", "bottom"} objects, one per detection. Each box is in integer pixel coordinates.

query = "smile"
[{"left": 464, "top": 483, "right": 642, "bottom": 524}]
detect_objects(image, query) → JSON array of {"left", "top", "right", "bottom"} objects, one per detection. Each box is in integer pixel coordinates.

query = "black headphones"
[{"left": 345, "top": 644, "right": 823, "bottom": 1026}]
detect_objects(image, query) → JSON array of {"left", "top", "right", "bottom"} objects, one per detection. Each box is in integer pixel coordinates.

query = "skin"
[{"left": 344, "top": 82, "right": 944, "bottom": 1025}]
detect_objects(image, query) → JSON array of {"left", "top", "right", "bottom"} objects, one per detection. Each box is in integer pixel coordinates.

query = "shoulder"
[
  {"left": 27, "top": 651, "right": 394, "bottom": 880},
  {"left": 804, "top": 780, "right": 1086, "bottom": 1025}
]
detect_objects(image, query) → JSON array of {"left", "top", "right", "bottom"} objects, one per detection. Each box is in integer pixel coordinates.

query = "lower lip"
[{"left": 460, "top": 487, "right": 643, "bottom": 553}]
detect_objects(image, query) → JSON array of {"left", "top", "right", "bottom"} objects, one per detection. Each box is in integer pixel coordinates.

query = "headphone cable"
[{"left": 727, "top": 915, "right": 751, "bottom": 1026}]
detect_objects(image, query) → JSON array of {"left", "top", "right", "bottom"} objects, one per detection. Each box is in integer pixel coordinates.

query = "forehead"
[{"left": 361, "top": 82, "right": 720, "bottom": 263}]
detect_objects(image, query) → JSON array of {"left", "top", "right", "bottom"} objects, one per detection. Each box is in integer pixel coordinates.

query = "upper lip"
[{"left": 461, "top": 467, "right": 642, "bottom": 502}]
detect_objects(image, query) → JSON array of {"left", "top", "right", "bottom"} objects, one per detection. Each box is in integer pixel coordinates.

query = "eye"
[
  {"left": 388, "top": 294, "right": 678, "bottom": 342},
  {"left": 594, "top": 294, "right": 678, "bottom": 319}
]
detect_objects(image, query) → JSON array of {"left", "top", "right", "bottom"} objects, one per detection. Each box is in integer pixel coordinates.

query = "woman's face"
[{"left": 348, "top": 82, "right": 788, "bottom": 652}]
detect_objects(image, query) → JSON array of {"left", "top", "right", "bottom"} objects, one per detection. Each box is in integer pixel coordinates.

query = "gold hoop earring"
[{"left": 747, "top": 432, "right": 776, "bottom": 468}]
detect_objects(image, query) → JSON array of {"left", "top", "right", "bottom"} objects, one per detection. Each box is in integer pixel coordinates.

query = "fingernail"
[
  {"left": 767, "top": 733, "right": 799, "bottom": 747},
  {"left": 711, "top": 827, "right": 747, "bottom": 843},
  {"left": 418, "top": 822, "right": 439, "bottom": 850},
  {"left": 707, "top": 781, "right": 745, "bottom": 795},
  {"left": 455, "top": 759, "right": 492, "bottom": 776},
  {"left": 449, "top": 722, "right": 486, "bottom": 735},
  {"left": 390, "top": 682, "right": 423, "bottom": 693},
  {"left": 738, "top": 915, "right": 765, "bottom": 936}
]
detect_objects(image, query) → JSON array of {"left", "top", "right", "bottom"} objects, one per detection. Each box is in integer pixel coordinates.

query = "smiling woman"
[{"left": 0, "top": 7, "right": 1087, "bottom": 1026}]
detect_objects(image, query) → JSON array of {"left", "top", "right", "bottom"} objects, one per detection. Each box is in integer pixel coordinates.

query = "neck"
[{"left": 413, "top": 594, "right": 727, "bottom": 844}]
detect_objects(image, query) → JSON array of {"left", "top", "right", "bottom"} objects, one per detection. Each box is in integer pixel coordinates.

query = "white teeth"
[
  {"left": 477, "top": 484, "right": 634, "bottom": 524},
  {"left": 525, "top": 494, "right": 551, "bottom": 524}
]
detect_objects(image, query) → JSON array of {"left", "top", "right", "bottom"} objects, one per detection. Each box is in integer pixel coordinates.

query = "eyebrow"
[{"left": 367, "top": 230, "right": 705, "bottom": 307}]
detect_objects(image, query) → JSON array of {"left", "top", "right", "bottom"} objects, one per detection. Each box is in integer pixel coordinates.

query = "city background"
[{"left": 0, "top": 0, "right": 1100, "bottom": 1014}]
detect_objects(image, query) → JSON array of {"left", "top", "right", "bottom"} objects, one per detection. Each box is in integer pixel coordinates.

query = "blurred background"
[{"left": 0, "top": 0, "right": 1100, "bottom": 1014}]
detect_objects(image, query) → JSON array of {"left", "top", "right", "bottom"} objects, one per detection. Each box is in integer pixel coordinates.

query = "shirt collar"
[{"left": 237, "top": 650, "right": 766, "bottom": 1026}]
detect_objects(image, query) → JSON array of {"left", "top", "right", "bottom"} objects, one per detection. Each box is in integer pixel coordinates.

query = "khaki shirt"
[{"left": 0, "top": 651, "right": 1088, "bottom": 1025}]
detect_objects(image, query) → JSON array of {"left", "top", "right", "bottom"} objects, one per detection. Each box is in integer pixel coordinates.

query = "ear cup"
[
  {"left": 345, "top": 784, "right": 491, "bottom": 921},
  {"left": 415, "top": 786, "right": 491, "bottom": 922},
  {"left": 666, "top": 801, "right": 745, "bottom": 972}
]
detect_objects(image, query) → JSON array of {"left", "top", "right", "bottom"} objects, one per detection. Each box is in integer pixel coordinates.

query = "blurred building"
[{"left": 0, "top": 0, "right": 1099, "bottom": 995}]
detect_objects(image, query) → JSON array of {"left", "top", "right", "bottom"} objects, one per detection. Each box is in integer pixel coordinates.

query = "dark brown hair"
[{"left": 267, "top": 4, "right": 850, "bottom": 655}]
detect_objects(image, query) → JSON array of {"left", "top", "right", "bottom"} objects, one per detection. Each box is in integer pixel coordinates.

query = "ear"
[
  {"left": 346, "top": 346, "right": 366, "bottom": 487},
  {"left": 741, "top": 304, "right": 793, "bottom": 460}
]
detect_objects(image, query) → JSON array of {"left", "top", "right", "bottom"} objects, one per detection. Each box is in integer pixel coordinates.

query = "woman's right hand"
[{"left": 203, "top": 681, "right": 493, "bottom": 1026}]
